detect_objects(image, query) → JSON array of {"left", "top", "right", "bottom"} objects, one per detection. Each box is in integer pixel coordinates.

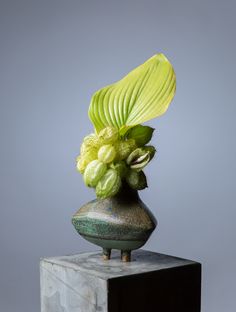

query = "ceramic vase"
[{"left": 72, "top": 184, "right": 157, "bottom": 262}]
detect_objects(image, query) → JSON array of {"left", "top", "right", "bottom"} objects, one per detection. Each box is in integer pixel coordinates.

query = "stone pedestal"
[{"left": 40, "top": 250, "right": 201, "bottom": 312}]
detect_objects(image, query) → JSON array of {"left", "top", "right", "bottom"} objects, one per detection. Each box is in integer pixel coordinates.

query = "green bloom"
[
  {"left": 76, "top": 54, "right": 176, "bottom": 197},
  {"left": 115, "top": 139, "right": 136, "bottom": 160},
  {"left": 98, "top": 144, "right": 116, "bottom": 164},
  {"left": 80, "top": 133, "right": 99, "bottom": 155},
  {"left": 96, "top": 169, "right": 121, "bottom": 198},
  {"left": 76, "top": 156, "right": 87, "bottom": 174},
  {"left": 83, "top": 160, "right": 107, "bottom": 187},
  {"left": 76, "top": 149, "right": 97, "bottom": 174},
  {"left": 110, "top": 161, "right": 128, "bottom": 178},
  {"left": 98, "top": 126, "right": 119, "bottom": 145},
  {"left": 126, "top": 148, "right": 150, "bottom": 171}
]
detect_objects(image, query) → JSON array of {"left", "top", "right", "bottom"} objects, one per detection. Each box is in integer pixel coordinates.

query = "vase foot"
[
  {"left": 121, "top": 250, "right": 131, "bottom": 262},
  {"left": 103, "top": 248, "right": 111, "bottom": 260}
]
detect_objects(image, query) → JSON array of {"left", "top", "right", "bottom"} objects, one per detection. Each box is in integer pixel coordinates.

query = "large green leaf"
[{"left": 88, "top": 53, "right": 176, "bottom": 132}]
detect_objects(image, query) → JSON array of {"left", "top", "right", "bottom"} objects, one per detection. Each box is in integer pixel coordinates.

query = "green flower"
[
  {"left": 76, "top": 149, "right": 97, "bottom": 174},
  {"left": 115, "top": 139, "right": 136, "bottom": 160},
  {"left": 98, "top": 144, "right": 116, "bottom": 164},
  {"left": 98, "top": 126, "right": 119, "bottom": 144},
  {"left": 126, "top": 148, "right": 151, "bottom": 171},
  {"left": 76, "top": 54, "right": 176, "bottom": 197},
  {"left": 83, "top": 160, "right": 107, "bottom": 187},
  {"left": 96, "top": 169, "right": 121, "bottom": 198},
  {"left": 110, "top": 161, "right": 128, "bottom": 178},
  {"left": 80, "top": 133, "right": 99, "bottom": 155}
]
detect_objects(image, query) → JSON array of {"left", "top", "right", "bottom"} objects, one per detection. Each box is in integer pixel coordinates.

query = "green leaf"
[
  {"left": 89, "top": 53, "right": 176, "bottom": 132},
  {"left": 126, "top": 125, "right": 154, "bottom": 146},
  {"left": 126, "top": 170, "right": 148, "bottom": 190}
]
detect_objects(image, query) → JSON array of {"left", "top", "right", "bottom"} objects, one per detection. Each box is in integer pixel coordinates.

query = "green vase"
[{"left": 72, "top": 184, "right": 157, "bottom": 262}]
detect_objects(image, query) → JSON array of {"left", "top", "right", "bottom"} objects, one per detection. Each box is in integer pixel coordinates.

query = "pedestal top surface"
[{"left": 41, "top": 250, "right": 197, "bottom": 281}]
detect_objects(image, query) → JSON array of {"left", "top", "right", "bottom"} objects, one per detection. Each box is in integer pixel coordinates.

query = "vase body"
[{"left": 72, "top": 185, "right": 157, "bottom": 261}]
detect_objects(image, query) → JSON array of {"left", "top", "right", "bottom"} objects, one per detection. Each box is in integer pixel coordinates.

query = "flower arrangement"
[{"left": 76, "top": 53, "right": 176, "bottom": 199}]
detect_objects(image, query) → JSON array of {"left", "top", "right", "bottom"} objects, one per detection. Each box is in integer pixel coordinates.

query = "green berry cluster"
[{"left": 76, "top": 125, "right": 156, "bottom": 199}]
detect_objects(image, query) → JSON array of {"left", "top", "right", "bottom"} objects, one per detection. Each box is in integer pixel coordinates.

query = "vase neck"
[{"left": 113, "top": 182, "right": 139, "bottom": 202}]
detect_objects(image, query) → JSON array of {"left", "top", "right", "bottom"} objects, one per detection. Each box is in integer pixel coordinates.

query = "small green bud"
[
  {"left": 96, "top": 169, "right": 121, "bottom": 199},
  {"left": 110, "top": 161, "right": 128, "bottom": 178},
  {"left": 80, "top": 133, "right": 99, "bottom": 155},
  {"left": 126, "top": 125, "right": 154, "bottom": 146},
  {"left": 83, "top": 160, "right": 107, "bottom": 187},
  {"left": 126, "top": 170, "right": 147, "bottom": 190},
  {"left": 115, "top": 139, "right": 136, "bottom": 160},
  {"left": 126, "top": 148, "right": 150, "bottom": 171},
  {"left": 76, "top": 156, "right": 87, "bottom": 174},
  {"left": 98, "top": 144, "right": 116, "bottom": 163},
  {"left": 98, "top": 126, "right": 119, "bottom": 145},
  {"left": 82, "top": 147, "right": 98, "bottom": 161},
  {"left": 76, "top": 149, "right": 97, "bottom": 174}
]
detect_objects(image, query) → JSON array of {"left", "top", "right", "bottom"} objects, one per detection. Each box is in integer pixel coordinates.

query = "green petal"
[{"left": 89, "top": 53, "right": 176, "bottom": 132}]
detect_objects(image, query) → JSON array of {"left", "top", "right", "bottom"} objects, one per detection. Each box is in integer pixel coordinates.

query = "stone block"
[{"left": 40, "top": 250, "right": 201, "bottom": 312}]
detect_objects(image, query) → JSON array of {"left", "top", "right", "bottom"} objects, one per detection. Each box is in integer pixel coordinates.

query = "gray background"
[{"left": 0, "top": 0, "right": 235, "bottom": 311}]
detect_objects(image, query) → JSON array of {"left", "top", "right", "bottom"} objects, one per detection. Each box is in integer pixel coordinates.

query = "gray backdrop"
[{"left": 1, "top": 0, "right": 235, "bottom": 311}]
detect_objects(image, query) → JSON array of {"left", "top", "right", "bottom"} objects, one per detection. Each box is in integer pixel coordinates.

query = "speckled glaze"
[{"left": 72, "top": 184, "right": 157, "bottom": 261}]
